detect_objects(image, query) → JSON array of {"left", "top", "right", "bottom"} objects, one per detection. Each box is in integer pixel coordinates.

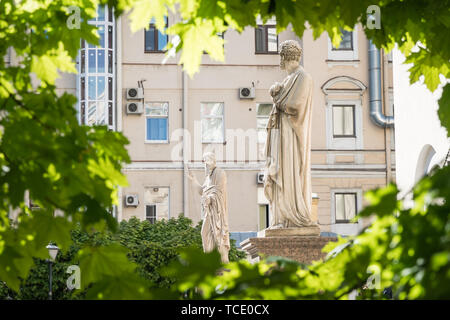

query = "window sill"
[
  {"left": 144, "top": 50, "right": 167, "bottom": 54},
  {"left": 326, "top": 59, "right": 360, "bottom": 67},
  {"left": 202, "top": 141, "right": 226, "bottom": 145},
  {"left": 255, "top": 52, "right": 279, "bottom": 55},
  {"left": 145, "top": 140, "right": 169, "bottom": 144}
]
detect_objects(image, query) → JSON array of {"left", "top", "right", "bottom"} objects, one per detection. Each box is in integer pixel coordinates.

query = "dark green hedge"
[{"left": 0, "top": 217, "right": 246, "bottom": 299}]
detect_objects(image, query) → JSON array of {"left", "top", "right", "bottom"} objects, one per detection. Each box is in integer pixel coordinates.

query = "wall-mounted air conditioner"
[
  {"left": 126, "top": 87, "right": 144, "bottom": 100},
  {"left": 239, "top": 87, "right": 255, "bottom": 99},
  {"left": 126, "top": 102, "right": 143, "bottom": 114},
  {"left": 124, "top": 194, "right": 139, "bottom": 207},
  {"left": 257, "top": 172, "right": 265, "bottom": 184}
]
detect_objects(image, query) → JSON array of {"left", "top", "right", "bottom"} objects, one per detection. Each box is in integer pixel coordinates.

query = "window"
[
  {"left": 257, "top": 103, "right": 272, "bottom": 160},
  {"left": 258, "top": 204, "right": 270, "bottom": 231},
  {"left": 145, "top": 102, "right": 169, "bottom": 142},
  {"left": 327, "top": 26, "right": 358, "bottom": 62},
  {"left": 145, "top": 17, "right": 168, "bottom": 52},
  {"left": 146, "top": 205, "right": 156, "bottom": 224},
  {"left": 78, "top": 5, "right": 114, "bottom": 129},
  {"left": 201, "top": 102, "right": 224, "bottom": 143},
  {"left": 332, "top": 29, "right": 353, "bottom": 50},
  {"left": 255, "top": 25, "right": 278, "bottom": 53},
  {"left": 335, "top": 193, "right": 357, "bottom": 223},
  {"left": 145, "top": 187, "right": 169, "bottom": 222},
  {"left": 332, "top": 105, "right": 355, "bottom": 137}
]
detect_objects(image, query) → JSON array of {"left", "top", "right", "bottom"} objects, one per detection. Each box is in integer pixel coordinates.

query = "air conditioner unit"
[
  {"left": 126, "top": 102, "right": 143, "bottom": 114},
  {"left": 257, "top": 172, "right": 265, "bottom": 184},
  {"left": 239, "top": 87, "right": 255, "bottom": 99},
  {"left": 124, "top": 194, "right": 139, "bottom": 207},
  {"left": 126, "top": 87, "right": 144, "bottom": 100}
]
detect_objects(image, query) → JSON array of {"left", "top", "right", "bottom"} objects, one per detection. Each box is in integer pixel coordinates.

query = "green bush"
[{"left": 0, "top": 217, "right": 246, "bottom": 299}]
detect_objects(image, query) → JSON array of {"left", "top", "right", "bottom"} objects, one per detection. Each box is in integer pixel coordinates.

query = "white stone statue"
[
  {"left": 264, "top": 40, "right": 318, "bottom": 229},
  {"left": 186, "top": 152, "right": 230, "bottom": 263}
]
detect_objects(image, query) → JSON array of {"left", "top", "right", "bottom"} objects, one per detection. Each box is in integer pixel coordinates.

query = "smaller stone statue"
[{"left": 186, "top": 152, "right": 230, "bottom": 263}]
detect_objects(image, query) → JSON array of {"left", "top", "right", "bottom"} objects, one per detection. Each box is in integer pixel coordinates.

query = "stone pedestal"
[{"left": 240, "top": 196, "right": 337, "bottom": 264}]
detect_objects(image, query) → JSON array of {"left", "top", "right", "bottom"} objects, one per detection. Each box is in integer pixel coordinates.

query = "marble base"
[
  {"left": 257, "top": 226, "right": 321, "bottom": 238},
  {"left": 240, "top": 235, "right": 337, "bottom": 265}
]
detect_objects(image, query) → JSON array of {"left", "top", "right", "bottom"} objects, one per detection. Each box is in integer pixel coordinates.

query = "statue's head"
[
  {"left": 279, "top": 40, "right": 302, "bottom": 70},
  {"left": 202, "top": 152, "right": 216, "bottom": 170}
]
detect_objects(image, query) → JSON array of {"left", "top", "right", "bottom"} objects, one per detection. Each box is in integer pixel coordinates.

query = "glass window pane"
[
  {"left": 255, "top": 27, "right": 266, "bottom": 52},
  {"left": 334, "top": 30, "right": 353, "bottom": 50},
  {"left": 267, "top": 27, "right": 277, "bottom": 52},
  {"left": 88, "top": 101, "right": 96, "bottom": 125},
  {"left": 97, "top": 5, "right": 105, "bottom": 21},
  {"left": 97, "top": 101, "right": 106, "bottom": 124},
  {"left": 333, "top": 106, "right": 344, "bottom": 135},
  {"left": 108, "top": 102, "right": 113, "bottom": 125},
  {"left": 108, "top": 50, "right": 113, "bottom": 73},
  {"left": 80, "top": 77, "right": 85, "bottom": 100},
  {"left": 80, "top": 102, "right": 85, "bottom": 125},
  {"left": 257, "top": 127, "right": 267, "bottom": 144},
  {"left": 97, "top": 76, "right": 105, "bottom": 100},
  {"left": 335, "top": 194, "right": 345, "bottom": 221},
  {"left": 97, "top": 50, "right": 105, "bottom": 72},
  {"left": 146, "top": 118, "right": 168, "bottom": 141},
  {"left": 98, "top": 26, "right": 105, "bottom": 48},
  {"left": 108, "top": 7, "right": 113, "bottom": 22},
  {"left": 158, "top": 31, "right": 167, "bottom": 51},
  {"left": 344, "top": 194, "right": 356, "bottom": 220},
  {"left": 202, "top": 118, "right": 224, "bottom": 142},
  {"left": 88, "top": 49, "right": 96, "bottom": 72},
  {"left": 88, "top": 76, "right": 96, "bottom": 100},
  {"left": 108, "top": 26, "right": 113, "bottom": 49},
  {"left": 145, "top": 27, "right": 155, "bottom": 51},
  {"left": 201, "top": 102, "right": 223, "bottom": 116},
  {"left": 108, "top": 77, "right": 113, "bottom": 100},
  {"left": 343, "top": 107, "right": 354, "bottom": 135},
  {"left": 257, "top": 103, "right": 272, "bottom": 116},
  {"left": 80, "top": 50, "right": 85, "bottom": 73},
  {"left": 145, "top": 102, "right": 168, "bottom": 116},
  {"left": 257, "top": 118, "right": 268, "bottom": 130}
]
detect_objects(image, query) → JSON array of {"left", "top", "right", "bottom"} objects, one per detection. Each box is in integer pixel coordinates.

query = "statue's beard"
[{"left": 280, "top": 59, "right": 285, "bottom": 70}]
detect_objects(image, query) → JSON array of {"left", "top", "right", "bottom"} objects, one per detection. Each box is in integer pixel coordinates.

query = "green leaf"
[{"left": 438, "top": 83, "right": 450, "bottom": 136}]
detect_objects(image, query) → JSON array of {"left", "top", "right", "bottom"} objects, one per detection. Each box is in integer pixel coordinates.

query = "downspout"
[
  {"left": 116, "top": 15, "right": 123, "bottom": 222},
  {"left": 182, "top": 70, "right": 189, "bottom": 217},
  {"left": 369, "top": 40, "right": 394, "bottom": 184},
  {"left": 368, "top": 40, "right": 394, "bottom": 127}
]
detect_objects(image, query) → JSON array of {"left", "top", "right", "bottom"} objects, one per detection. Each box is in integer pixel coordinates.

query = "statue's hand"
[{"left": 270, "top": 82, "right": 282, "bottom": 97}]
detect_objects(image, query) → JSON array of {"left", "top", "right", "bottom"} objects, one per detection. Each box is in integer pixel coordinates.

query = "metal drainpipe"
[
  {"left": 182, "top": 70, "right": 188, "bottom": 217},
  {"left": 368, "top": 40, "right": 394, "bottom": 127}
]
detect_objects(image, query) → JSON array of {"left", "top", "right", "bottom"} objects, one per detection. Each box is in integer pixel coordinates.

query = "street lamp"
[{"left": 46, "top": 244, "right": 59, "bottom": 300}]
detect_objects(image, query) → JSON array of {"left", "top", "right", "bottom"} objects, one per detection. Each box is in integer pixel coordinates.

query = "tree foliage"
[
  {"left": 0, "top": 217, "right": 245, "bottom": 299},
  {"left": 152, "top": 167, "right": 450, "bottom": 300},
  {"left": 0, "top": 0, "right": 449, "bottom": 300}
]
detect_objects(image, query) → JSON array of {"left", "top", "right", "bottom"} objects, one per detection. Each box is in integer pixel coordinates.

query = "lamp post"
[{"left": 46, "top": 244, "right": 59, "bottom": 300}]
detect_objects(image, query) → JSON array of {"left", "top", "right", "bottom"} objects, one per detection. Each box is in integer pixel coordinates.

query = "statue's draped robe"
[
  {"left": 264, "top": 66, "right": 317, "bottom": 228},
  {"left": 200, "top": 167, "right": 230, "bottom": 261}
]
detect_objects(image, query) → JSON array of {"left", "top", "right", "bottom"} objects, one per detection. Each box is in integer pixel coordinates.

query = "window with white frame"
[
  {"left": 256, "top": 103, "right": 272, "bottom": 160},
  {"left": 327, "top": 26, "right": 358, "bottom": 61},
  {"left": 255, "top": 24, "right": 278, "bottom": 53},
  {"left": 146, "top": 205, "right": 156, "bottom": 224},
  {"left": 335, "top": 193, "right": 357, "bottom": 223},
  {"left": 145, "top": 102, "right": 169, "bottom": 142},
  {"left": 144, "top": 187, "right": 169, "bottom": 222},
  {"left": 333, "top": 29, "right": 353, "bottom": 50},
  {"left": 78, "top": 5, "right": 115, "bottom": 129},
  {"left": 332, "top": 105, "right": 355, "bottom": 137},
  {"left": 201, "top": 102, "right": 224, "bottom": 143}
]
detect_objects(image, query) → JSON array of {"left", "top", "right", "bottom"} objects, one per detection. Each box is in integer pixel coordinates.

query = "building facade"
[{"left": 56, "top": 6, "right": 396, "bottom": 241}]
